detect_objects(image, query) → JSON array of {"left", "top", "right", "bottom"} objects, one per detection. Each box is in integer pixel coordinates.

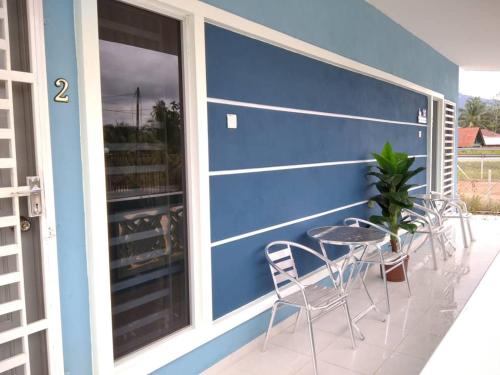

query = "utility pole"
[
  {"left": 135, "top": 87, "right": 141, "bottom": 178},
  {"left": 135, "top": 86, "right": 141, "bottom": 132}
]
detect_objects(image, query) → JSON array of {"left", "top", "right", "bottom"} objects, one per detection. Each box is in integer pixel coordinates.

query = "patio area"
[{"left": 204, "top": 215, "right": 500, "bottom": 375}]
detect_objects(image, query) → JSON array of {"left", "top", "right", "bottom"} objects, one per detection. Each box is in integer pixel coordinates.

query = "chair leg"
[
  {"left": 459, "top": 213, "right": 469, "bottom": 248},
  {"left": 466, "top": 216, "right": 474, "bottom": 242},
  {"left": 305, "top": 309, "right": 319, "bottom": 375},
  {"left": 262, "top": 302, "right": 279, "bottom": 351},
  {"left": 381, "top": 265, "right": 390, "bottom": 314},
  {"left": 292, "top": 308, "right": 302, "bottom": 333},
  {"left": 360, "top": 269, "right": 384, "bottom": 321},
  {"left": 362, "top": 262, "right": 370, "bottom": 282},
  {"left": 402, "top": 259, "right": 411, "bottom": 297},
  {"left": 342, "top": 302, "right": 357, "bottom": 349},
  {"left": 428, "top": 233, "right": 438, "bottom": 270},
  {"left": 437, "top": 234, "right": 447, "bottom": 261}
]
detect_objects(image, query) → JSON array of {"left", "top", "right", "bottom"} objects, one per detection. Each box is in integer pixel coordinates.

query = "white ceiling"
[{"left": 367, "top": 0, "right": 500, "bottom": 70}]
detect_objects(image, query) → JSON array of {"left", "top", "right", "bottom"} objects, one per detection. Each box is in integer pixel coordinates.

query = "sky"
[
  {"left": 459, "top": 70, "right": 500, "bottom": 99},
  {"left": 99, "top": 40, "right": 180, "bottom": 126}
]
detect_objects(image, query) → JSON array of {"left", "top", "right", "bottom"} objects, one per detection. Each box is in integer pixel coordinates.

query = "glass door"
[{"left": 98, "top": 0, "right": 190, "bottom": 359}]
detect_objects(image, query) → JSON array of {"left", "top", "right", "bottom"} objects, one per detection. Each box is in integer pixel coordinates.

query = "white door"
[{"left": 0, "top": 0, "right": 63, "bottom": 374}]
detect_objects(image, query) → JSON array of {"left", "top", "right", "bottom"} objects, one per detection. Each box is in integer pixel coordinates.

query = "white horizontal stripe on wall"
[
  {"left": 210, "top": 184, "right": 427, "bottom": 247},
  {"left": 208, "top": 97, "right": 428, "bottom": 128},
  {"left": 210, "top": 155, "right": 427, "bottom": 176}
]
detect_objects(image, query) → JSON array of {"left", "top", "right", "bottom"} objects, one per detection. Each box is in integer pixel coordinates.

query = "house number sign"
[{"left": 54, "top": 78, "right": 69, "bottom": 103}]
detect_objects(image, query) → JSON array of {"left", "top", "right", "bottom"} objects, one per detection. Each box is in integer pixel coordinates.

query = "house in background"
[
  {"left": 480, "top": 128, "right": 500, "bottom": 146},
  {"left": 458, "top": 127, "right": 500, "bottom": 147}
]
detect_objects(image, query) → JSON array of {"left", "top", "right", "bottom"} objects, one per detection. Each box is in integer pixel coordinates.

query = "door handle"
[
  {"left": 5, "top": 177, "right": 43, "bottom": 217},
  {"left": 26, "top": 176, "right": 43, "bottom": 217}
]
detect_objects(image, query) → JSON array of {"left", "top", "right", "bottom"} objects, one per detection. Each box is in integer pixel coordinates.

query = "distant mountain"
[{"left": 458, "top": 93, "right": 496, "bottom": 109}]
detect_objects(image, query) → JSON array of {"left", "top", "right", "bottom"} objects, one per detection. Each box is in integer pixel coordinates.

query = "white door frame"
[
  {"left": 24, "top": 0, "right": 64, "bottom": 373},
  {"left": 428, "top": 96, "right": 457, "bottom": 195},
  {"left": 428, "top": 96, "right": 446, "bottom": 193}
]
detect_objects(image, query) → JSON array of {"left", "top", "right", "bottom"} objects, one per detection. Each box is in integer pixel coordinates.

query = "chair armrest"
[
  {"left": 444, "top": 199, "right": 469, "bottom": 214},
  {"left": 412, "top": 202, "right": 442, "bottom": 223},
  {"left": 402, "top": 207, "right": 432, "bottom": 227},
  {"left": 428, "top": 191, "right": 469, "bottom": 213},
  {"left": 265, "top": 241, "right": 342, "bottom": 292},
  {"left": 288, "top": 242, "right": 343, "bottom": 282}
]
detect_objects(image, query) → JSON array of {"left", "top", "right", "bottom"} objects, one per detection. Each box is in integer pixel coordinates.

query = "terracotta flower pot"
[
  {"left": 386, "top": 238, "right": 408, "bottom": 282},
  {"left": 381, "top": 257, "right": 409, "bottom": 282}
]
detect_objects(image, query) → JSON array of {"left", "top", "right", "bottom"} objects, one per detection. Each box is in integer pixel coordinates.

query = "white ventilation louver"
[{"left": 442, "top": 101, "right": 456, "bottom": 195}]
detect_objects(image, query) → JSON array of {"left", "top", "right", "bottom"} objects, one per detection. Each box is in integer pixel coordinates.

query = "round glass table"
[
  {"left": 308, "top": 225, "right": 388, "bottom": 246},
  {"left": 307, "top": 225, "right": 388, "bottom": 339}
]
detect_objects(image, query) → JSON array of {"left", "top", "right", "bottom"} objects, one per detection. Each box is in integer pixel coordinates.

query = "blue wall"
[
  {"left": 202, "top": 0, "right": 459, "bottom": 101},
  {"left": 206, "top": 24, "right": 427, "bottom": 318},
  {"left": 43, "top": 1, "right": 93, "bottom": 374},
  {"left": 40, "top": 0, "right": 456, "bottom": 373}
]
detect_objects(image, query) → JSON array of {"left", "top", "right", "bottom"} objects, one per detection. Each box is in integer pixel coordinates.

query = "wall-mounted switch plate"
[
  {"left": 418, "top": 130, "right": 422, "bottom": 138},
  {"left": 227, "top": 114, "right": 237, "bottom": 129}
]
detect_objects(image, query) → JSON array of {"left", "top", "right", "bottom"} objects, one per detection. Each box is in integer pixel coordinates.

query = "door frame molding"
[
  {"left": 429, "top": 96, "right": 445, "bottom": 193},
  {"left": 27, "top": 0, "right": 64, "bottom": 373}
]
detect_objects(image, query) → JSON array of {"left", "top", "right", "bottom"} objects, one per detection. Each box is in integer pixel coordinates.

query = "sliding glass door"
[{"left": 98, "top": 0, "right": 189, "bottom": 359}]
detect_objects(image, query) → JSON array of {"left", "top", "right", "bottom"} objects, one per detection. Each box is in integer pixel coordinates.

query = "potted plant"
[{"left": 367, "top": 143, "right": 425, "bottom": 282}]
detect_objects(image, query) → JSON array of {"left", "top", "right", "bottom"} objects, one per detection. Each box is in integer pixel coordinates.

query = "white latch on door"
[
  {"left": 26, "top": 176, "right": 43, "bottom": 217},
  {"left": 5, "top": 176, "right": 43, "bottom": 217}
]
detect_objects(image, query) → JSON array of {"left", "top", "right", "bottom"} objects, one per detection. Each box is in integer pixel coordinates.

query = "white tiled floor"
[{"left": 206, "top": 216, "right": 500, "bottom": 375}]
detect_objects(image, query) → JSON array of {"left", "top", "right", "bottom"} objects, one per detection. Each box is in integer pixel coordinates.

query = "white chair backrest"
[{"left": 265, "top": 242, "right": 299, "bottom": 294}]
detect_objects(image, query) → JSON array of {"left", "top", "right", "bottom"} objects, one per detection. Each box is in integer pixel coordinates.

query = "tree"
[
  {"left": 459, "top": 97, "right": 487, "bottom": 127},
  {"left": 484, "top": 100, "right": 500, "bottom": 133}
]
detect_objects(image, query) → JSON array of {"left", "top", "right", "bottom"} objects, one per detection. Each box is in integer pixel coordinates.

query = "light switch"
[
  {"left": 418, "top": 130, "right": 422, "bottom": 138},
  {"left": 227, "top": 114, "right": 237, "bottom": 129}
]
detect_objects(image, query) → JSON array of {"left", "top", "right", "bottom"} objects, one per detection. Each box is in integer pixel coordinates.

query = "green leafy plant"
[{"left": 367, "top": 143, "right": 425, "bottom": 252}]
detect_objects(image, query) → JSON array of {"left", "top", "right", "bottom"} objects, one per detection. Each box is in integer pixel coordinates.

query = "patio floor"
[{"left": 204, "top": 215, "right": 500, "bottom": 375}]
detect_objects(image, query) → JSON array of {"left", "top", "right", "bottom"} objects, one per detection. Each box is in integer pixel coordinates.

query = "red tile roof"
[
  {"left": 480, "top": 128, "right": 500, "bottom": 138},
  {"left": 480, "top": 128, "right": 500, "bottom": 146},
  {"left": 458, "top": 127, "right": 480, "bottom": 148}
]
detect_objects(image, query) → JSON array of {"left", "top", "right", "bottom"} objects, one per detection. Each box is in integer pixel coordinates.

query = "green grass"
[
  {"left": 458, "top": 160, "right": 500, "bottom": 180},
  {"left": 460, "top": 194, "right": 500, "bottom": 214},
  {"left": 458, "top": 148, "right": 500, "bottom": 155}
]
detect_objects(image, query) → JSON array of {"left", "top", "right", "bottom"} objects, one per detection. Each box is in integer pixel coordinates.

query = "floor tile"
[
  {"left": 318, "top": 337, "right": 391, "bottom": 374},
  {"left": 354, "top": 317, "right": 408, "bottom": 351},
  {"left": 269, "top": 323, "right": 337, "bottom": 356},
  {"left": 395, "top": 330, "right": 443, "bottom": 359},
  {"left": 231, "top": 344, "right": 310, "bottom": 375},
  {"left": 296, "top": 360, "right": 363, "bottom": 375},
  {"left": 313, "top": 308, "right": 355, "bottom": 336},
  {"left": 374, "top": 352, "right": 426, "bottom": 375},
  {"left": 210, "top": 366, "right": 254, "bottom": 375}
]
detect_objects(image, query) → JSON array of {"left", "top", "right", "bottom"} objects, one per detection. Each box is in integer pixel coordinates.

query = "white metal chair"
[
  {"left": 425, "top": 191, "right": 474, "bottom": 248},
  {"left": 403, "top": 202, "right": 454, "bottom": 269},
  {"left": 343, "top": 218, "right": 413, "bottom": 314},
  {"left": 263, "top": 241, "right": 356, "bottom": 375}
]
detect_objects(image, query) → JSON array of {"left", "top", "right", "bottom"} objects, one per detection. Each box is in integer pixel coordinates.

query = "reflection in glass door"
[{"left": 98, "top": 0, "right": 190, "bottom": 359}]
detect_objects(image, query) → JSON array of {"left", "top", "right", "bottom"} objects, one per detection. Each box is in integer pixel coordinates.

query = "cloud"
[
  {"left": 99, "top": 40, "right": 181, "bottom": 125},
  {"left": 460, "top": 69, "right": 500, "bottom": 99}
]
